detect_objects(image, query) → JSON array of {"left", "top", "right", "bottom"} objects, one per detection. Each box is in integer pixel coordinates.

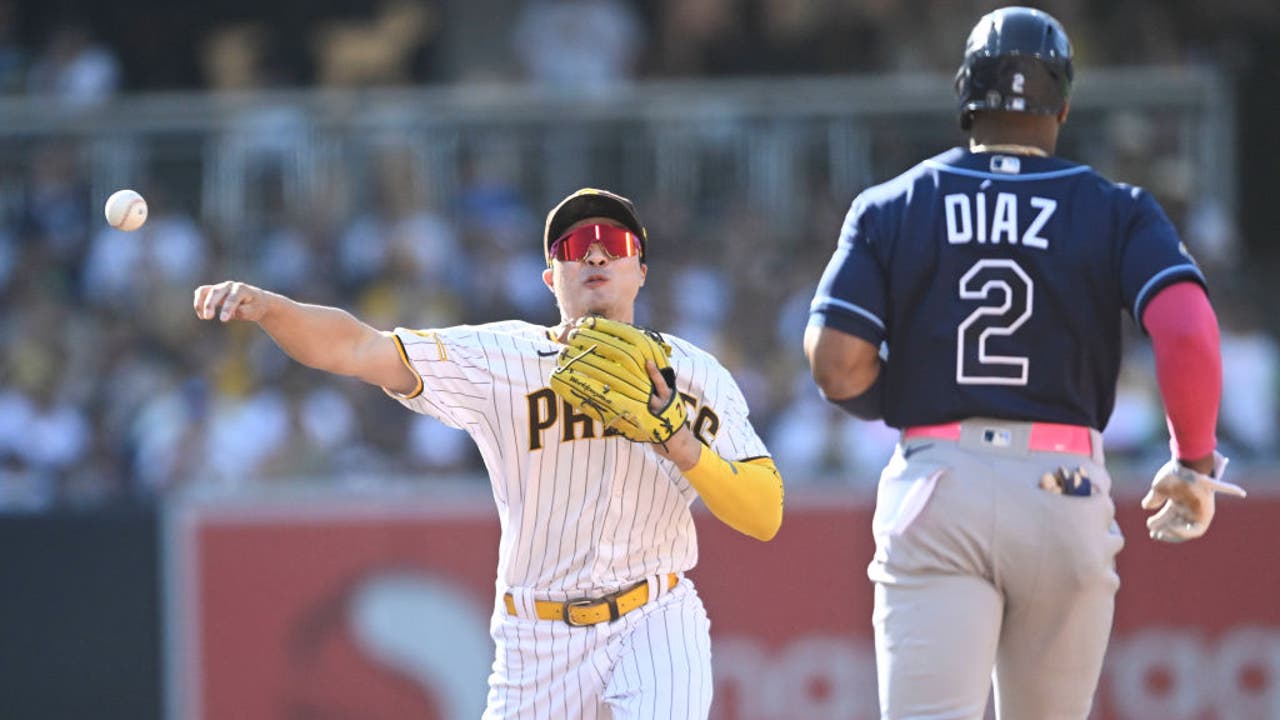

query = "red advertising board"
[{"left": 168, "top": 488, "right": 1279, "bottom": 719}]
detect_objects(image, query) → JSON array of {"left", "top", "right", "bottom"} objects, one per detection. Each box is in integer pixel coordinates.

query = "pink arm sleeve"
[{"left": 1141, "top": 281, "right": 1220, "bottom": 460}]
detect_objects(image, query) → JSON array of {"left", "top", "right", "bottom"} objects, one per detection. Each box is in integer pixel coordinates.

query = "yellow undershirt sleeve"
[{"left": 681, "top": 443, "right": 784, "bottom": 541}]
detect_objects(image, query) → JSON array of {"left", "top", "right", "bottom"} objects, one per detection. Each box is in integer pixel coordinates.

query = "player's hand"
[
  {"left": 645, "top": 358, "right": 702, "bottom": 469},
  {"left": 194, "top": 281, "right": 272, "bottom": 323},
  {"left": 647, "top": 360, "right": 674, "bottom": 414},
  {"left": 1142, "top": 451, "right": 1246, "bottom": 543}
]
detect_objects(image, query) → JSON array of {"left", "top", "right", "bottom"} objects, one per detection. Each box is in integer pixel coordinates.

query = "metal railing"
[{"left": 0, "top": 66, "right": 1236, "bottom": 248}]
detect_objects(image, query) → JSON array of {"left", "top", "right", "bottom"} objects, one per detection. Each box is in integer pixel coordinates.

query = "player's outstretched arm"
[{"left": 193, "top": 281, "right": 419, "bottom": 395}]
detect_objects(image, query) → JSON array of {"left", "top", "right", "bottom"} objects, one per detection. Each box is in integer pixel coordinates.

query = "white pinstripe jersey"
[{"left": 388, "top": 320, "right": 769, "bottom": 600}]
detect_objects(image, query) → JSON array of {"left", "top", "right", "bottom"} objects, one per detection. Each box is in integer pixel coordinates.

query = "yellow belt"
[{"left": 504, "top": 574, "right": 679, "bottom": 627}]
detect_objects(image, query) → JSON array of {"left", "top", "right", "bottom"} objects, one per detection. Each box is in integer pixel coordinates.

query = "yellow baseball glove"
[{"left": 548, "top": 317, "right": 687, "bottom": 444}]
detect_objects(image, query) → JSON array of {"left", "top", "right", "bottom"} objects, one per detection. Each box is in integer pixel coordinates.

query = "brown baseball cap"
[{"left": 543, "top": 188, "right": 647, "bottom": 264}]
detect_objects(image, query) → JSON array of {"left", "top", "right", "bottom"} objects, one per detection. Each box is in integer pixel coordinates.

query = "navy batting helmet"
[{"left": 954, "top": 6, "right": 1073, "bottom": 131}]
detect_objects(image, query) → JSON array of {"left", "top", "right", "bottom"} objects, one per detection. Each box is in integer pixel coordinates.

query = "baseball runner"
[
  {"left": 804, "top": 7, "right": 1246, "bottom": 719},
  {"left": 194, "top": 187, "right": 784, "bottom": 719}
]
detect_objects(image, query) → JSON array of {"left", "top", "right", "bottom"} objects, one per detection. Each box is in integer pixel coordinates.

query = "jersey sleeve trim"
[
  {"left": 808, "top": 310, "right": 885, "bottom": 346},
  {"left": 810, "top": 295, "right": 885, "bottom": 330},
  {"left": 809, "top": 296, "right": 886, "bottom": 345},
  {"left": 1133, "top": 263, "right": 1207, "bottom": 328},
  {"left": 405, "top": 328, "right": 449, "bottom": 361},
  {"left": 385, "top": 331, "right": 425, "bottom": 399}
]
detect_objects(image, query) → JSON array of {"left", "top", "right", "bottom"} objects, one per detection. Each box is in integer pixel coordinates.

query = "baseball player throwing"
[
  {"left": 194, "top": 188, "right": 784, "bottom": 719},
  {"left": 804, "top": 7, "right": 1245, "bottom": 719}
]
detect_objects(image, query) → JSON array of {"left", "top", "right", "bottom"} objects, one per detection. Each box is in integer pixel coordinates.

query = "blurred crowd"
[
  {"left": 1, "top": 0, "right": 1278, "bottom": 511},
  {"left": 0, "top": 0, "right": 1276, "bottom": 97}
]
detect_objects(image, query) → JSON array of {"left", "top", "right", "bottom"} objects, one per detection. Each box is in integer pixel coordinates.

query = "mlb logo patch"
[
  {"left": 990, "top": 155, "right": 1021, "bottom": 174},
  {"left": 982, "top": 428, "right": 1012, "bottom": 447}
]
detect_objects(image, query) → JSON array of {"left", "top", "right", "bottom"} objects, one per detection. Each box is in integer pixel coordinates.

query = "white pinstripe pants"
[{"left": 483, "top": 579, "right": 713, "bottom": 719}]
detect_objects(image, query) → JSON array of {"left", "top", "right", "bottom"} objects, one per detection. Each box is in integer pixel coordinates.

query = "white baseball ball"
[{"left": 104, "top": 189, "right": 148, "bottom": 232}]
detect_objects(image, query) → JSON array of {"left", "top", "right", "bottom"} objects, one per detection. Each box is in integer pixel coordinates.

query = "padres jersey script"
[
  {"left": 811, "top": 147, "right": 1206, "bottom": 430},
  {"left": 388, "top": 320, "right": 769, "bottom": 598}
]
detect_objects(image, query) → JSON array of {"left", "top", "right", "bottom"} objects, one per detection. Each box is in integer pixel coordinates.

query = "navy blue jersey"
[{"left": 809, "top": 147, "right": 1206, "bottom": 430}]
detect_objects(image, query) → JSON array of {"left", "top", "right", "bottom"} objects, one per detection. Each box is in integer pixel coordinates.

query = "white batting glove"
[{"left": 1141, "top": 451, "right": 1246, "bottom": 543}]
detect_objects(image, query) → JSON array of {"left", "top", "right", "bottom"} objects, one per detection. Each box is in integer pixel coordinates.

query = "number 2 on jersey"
[{"left": 956, "top": 258, "right": 1033, "bottom": 385}]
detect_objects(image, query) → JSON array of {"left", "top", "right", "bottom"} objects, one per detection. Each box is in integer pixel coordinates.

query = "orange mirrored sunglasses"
[{"left": 549, "top": 224, "right": 642, "bottom": 262}]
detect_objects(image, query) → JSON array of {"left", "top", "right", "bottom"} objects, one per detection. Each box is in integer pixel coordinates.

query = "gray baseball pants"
[{"left": 869, "top": 418, "right": 1124, "bottom": 719}]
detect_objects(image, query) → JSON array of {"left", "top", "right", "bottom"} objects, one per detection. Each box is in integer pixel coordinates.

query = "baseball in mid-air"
[{"left": 104, "top": 189, "right": 148, "bottom": 231}]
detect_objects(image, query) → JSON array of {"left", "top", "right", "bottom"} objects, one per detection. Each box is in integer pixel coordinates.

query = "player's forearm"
[
  {"left": 1143, "top": 282, "right": 1221, "bottom": 463},
  {"left": 681, "top": 443, "right": 784, "bottom": 542},
  {"left": 256, "top": 293, "right": 384, "bottom": 377}
]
